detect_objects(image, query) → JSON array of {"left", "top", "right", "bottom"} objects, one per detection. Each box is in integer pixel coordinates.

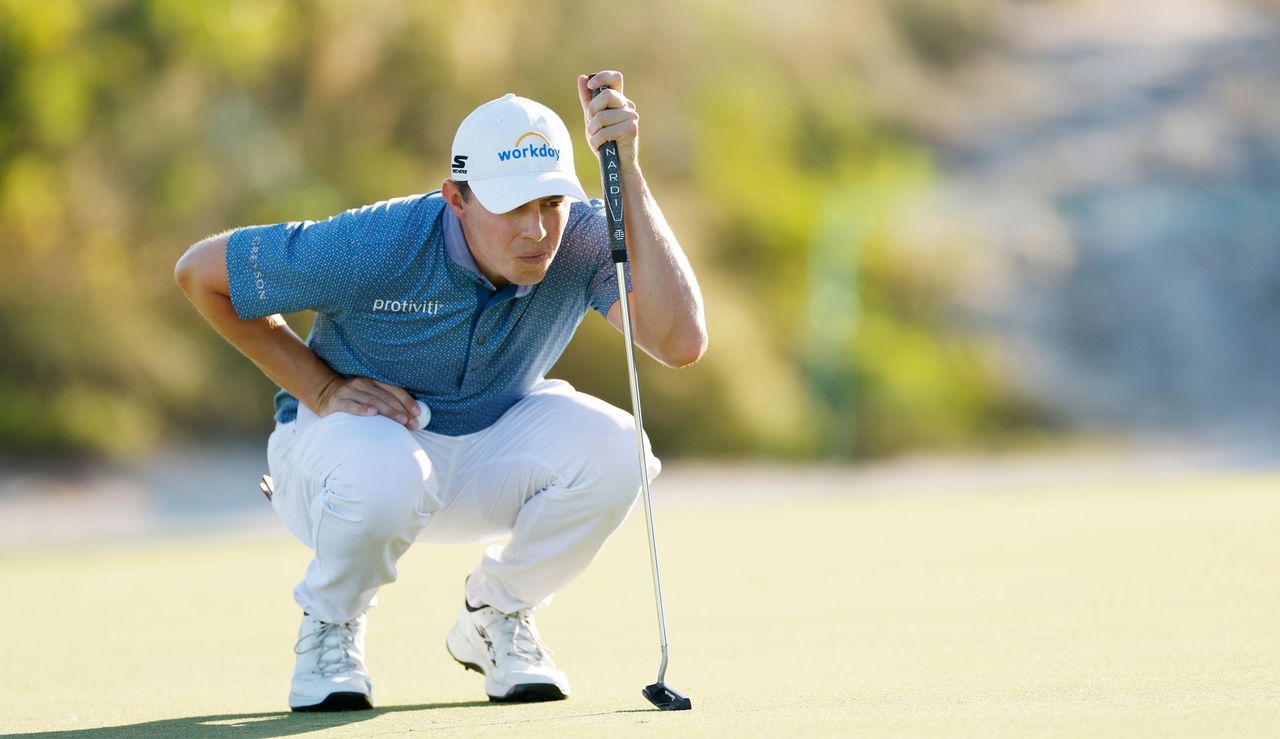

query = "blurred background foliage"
[{"left": 4, "top": 0, "right": 1274, "bottom": 462}]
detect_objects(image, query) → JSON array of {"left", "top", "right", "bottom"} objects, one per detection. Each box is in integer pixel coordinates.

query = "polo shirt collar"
[{"left": 443, "top": 205, "right": 533, "bottom": 297}]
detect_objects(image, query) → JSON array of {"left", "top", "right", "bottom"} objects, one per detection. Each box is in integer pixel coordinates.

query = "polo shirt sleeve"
[
  {"left": 226, "top": 198, "right": 424, "bottom": 319},
  {"left": 574, "top": 199, "right": 634, "bottom": 318}
]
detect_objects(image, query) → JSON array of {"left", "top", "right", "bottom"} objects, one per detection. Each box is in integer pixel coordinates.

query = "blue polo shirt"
[{"left": 225, "top": 191, "right": 628, "bottom": 435}]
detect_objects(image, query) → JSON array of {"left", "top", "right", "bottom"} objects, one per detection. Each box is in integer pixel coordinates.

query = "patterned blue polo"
[{"left": 225, "top": 191, "right": 628, "bottom": 435}]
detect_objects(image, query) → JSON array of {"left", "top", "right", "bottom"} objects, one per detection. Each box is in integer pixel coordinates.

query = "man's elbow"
[
  {"left": 174, "top": 231, "right": 231, "bottom": 298},
  {"left": 174, "top": 247, "right": 196, "bottom": 294},
  {"left": 660, "top": 326, "right": 708, "bottom": 368}
]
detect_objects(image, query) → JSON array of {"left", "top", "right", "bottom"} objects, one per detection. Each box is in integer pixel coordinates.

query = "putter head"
[{"left": 642, "top": 682, "right": 692, "bottom": 711}]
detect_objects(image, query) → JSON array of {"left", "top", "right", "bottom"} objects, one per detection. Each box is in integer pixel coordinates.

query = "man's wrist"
[
  {"left": 621, "top": 166, "right": 647, "bottom": 191},
  {"left": 312, "top": 373, "right": 342, "bottom": 411}
]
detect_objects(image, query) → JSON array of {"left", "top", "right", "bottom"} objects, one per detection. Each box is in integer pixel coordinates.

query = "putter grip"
[{"left": 589, "top": 77, "right": 629, "bottom": 264}]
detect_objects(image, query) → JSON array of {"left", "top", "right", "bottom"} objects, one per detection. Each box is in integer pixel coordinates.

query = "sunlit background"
[
  {"left": 4, "top": 2, "right": 1280, "bottom": 734},
  {"left": 2, "top": 0, "right": 1278, "bottom": 463}
]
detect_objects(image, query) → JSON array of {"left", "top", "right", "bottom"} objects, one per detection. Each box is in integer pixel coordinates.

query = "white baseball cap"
[{"left": 450, "top": 93, "right": 589, "bottom": 214}]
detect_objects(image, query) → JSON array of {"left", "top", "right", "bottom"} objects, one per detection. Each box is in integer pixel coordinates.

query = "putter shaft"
[{"left": 614, "top": 262, "right": 671, "bottom": 686}]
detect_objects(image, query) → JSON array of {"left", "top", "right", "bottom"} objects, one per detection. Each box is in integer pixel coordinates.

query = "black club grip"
[{"left": 589, "top": 75, "right": 629, "bottom": 264}]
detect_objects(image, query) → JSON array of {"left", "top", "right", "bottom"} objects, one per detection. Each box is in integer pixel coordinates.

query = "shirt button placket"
[{"left": 471, "top": 311, "right": 494, "bottom": 369}]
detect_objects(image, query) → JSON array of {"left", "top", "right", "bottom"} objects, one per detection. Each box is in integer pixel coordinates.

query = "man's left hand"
[{"left": 577, "top": 71, "right": 640, "bottom": 176}]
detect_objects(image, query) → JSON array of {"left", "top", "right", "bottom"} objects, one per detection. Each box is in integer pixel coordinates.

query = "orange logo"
[{"left": 515, "top": 131, "right": 552, "bottom": 147}]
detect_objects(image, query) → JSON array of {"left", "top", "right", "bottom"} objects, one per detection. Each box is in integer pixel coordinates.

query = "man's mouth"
[{"left": 516, "top": 252, "right": 548, "bottom": 264}]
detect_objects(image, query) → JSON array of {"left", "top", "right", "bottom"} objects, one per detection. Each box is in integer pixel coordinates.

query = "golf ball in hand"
[{"left": 415, "top": 400, "right": 432, "bottom": 429}]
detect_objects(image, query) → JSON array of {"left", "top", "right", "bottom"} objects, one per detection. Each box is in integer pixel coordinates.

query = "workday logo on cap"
[
  {"left": 450, "top": 93, "right": 588, "bottom": 214},
  {"left": 497, "top": 132, "right": 561, "bottom": 163}
]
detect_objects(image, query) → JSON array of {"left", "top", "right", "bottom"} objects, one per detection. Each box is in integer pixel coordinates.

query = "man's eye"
[{"left": 544, "top": 199, "right": 565, "bottom": 208}]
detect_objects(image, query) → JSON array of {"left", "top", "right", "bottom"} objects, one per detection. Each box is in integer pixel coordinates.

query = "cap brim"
[{"left": 467, "top": 171, "right": 590, "bottom": 215}]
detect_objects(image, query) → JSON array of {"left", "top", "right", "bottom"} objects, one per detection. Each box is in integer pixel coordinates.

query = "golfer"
[{"left": 175, "top": 71, "right": 706, "bottom": 711}]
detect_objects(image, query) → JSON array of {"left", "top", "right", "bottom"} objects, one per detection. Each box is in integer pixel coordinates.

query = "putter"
[{"left": 590, "top": 76, "right": 693, "bottom": 712}]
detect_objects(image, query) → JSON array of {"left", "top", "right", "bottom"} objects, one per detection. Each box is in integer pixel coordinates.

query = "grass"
[{"left": 2, "top": 471, "right": 1278, "bottom": 737}]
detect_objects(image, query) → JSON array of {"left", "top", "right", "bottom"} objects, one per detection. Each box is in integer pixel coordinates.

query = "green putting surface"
[{"left": 3, "top": 472, "right": 1278, "bottom": 737}]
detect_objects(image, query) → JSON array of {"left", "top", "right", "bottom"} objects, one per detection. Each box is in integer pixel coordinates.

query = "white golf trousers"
[{"left": 265, "top": 379, "right": 660, "bottom": 624}]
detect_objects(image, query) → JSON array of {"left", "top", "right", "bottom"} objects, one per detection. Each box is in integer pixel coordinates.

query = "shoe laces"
[
  {"left": 489, "top": 609, "right": 551, "bottom": 665},
  {"left": 296, "top": 619, "right": 360, "bottom": 678}
]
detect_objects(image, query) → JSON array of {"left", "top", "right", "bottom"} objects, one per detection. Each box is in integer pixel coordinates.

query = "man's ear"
[{"left": 441, "top": 179, "right": 467, "bottom": 220}]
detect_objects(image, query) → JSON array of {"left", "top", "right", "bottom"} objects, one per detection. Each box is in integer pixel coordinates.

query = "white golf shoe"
[
  {"left": 445, "top": 600, "right": 570, "bottom": 702},
  {"left": 289, "top": 612, "right": 373, "bottom": 712}
]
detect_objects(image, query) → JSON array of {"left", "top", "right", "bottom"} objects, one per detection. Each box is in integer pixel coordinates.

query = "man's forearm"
[
  {"left": 188, "top": 290, "right": 339, "bottom": 413},
  {"left": 620, "top": 168, "right": 707, "bottom": 366}
]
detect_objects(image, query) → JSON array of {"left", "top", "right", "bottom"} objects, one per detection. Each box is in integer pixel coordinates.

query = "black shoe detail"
[
  {"left": 449, "top": 646, "right": 566, "bottom": 703},
  {"left": 465, "top": 598, "right": 487, "bottom": 613},
  {"left": 490, "top": 683, "right": 568, "bottom": 703},
  {"left": 453, "top": 656, "right": 486, "bottom": 675},
  {"left": 291, "top": 692, "right": 374, "bottom": 712}
]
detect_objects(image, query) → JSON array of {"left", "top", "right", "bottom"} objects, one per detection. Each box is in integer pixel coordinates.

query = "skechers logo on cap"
[{"left": 497, "top": 132, "right": 560, "bottom": 163}]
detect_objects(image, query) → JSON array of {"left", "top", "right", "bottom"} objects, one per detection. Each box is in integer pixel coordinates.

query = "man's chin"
[{"left": 509, "top": 266, "right": 551, "bottom": 286}]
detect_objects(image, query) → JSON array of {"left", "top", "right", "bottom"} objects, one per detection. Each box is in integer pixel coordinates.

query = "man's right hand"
[{"left": 314, "top": 376, "right": 423, "bottom": 430}]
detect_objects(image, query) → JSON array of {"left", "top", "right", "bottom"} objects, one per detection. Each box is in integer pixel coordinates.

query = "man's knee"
[
  {"left": 578, "top": 410, "right": 660, "bottom": 516},
  {"left": 513, "top": 390, "right": 661, "bottom": 516},
  {"left": 313, "top": 416, "right": 434, "bottom": 538}
]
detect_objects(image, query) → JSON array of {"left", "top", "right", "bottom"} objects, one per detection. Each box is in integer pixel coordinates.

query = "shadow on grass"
[
  {"left": 15, "top": 701, "right": 670, "bottom": 737},
  {"left": 13, "top": 701, "right": 493, "bottom": 738}
]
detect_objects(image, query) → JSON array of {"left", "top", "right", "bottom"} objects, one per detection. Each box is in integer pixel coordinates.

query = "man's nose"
[{"left": 518, "top": 204, "right": 547, "bottom": 241}]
